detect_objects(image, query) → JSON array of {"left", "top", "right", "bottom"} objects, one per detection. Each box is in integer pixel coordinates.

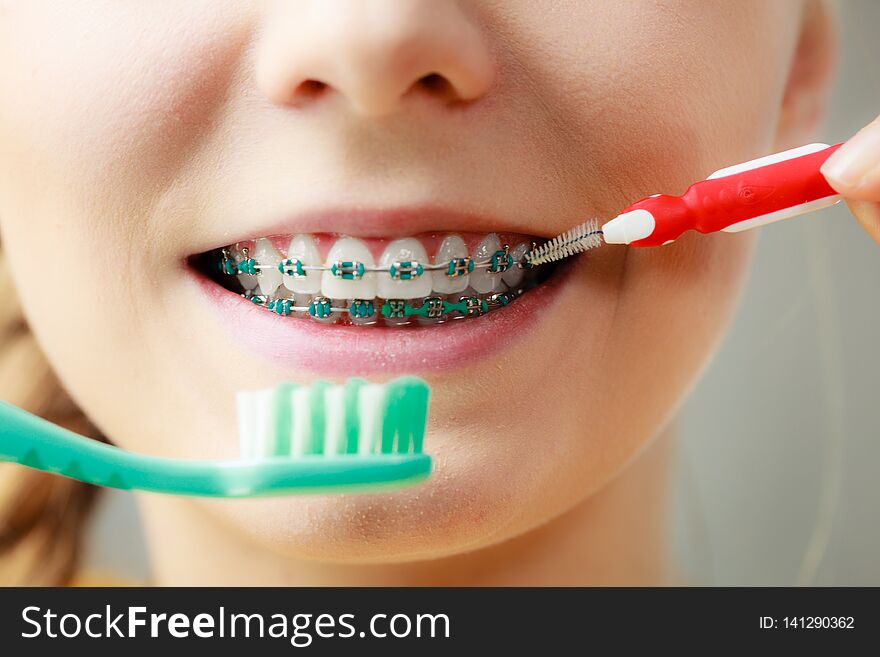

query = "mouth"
[
  {"left": 185, "top": 210, "right": 578, "bottom": 375},
  {"left": 191, "top": 230, "right": 562, "bottom": 326}
]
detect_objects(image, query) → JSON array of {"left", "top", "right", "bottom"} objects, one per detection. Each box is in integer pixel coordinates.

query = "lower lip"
[{"left": 189, "top": 267, "right": 572, "bottom": 376}]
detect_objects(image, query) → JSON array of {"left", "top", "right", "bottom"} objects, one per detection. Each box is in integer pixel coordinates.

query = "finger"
[
  {"left": 821, "top": 115, "right": 880, "bottom": 201},
  {"left": 842, "top": 198, "right": 880, "bottom": 246}
]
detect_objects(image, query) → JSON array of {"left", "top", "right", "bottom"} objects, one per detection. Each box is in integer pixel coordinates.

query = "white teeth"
[
  {"left": 234, "top": 244, "right": 259, "bottom": 292},
  {"left": 431, "top": 234, "right": 470, "bottom": 294},
  {"left": 237, "top": 273, "right": 258, "bottom": 291},
  {"left": 310, "top": 297, "right": 342, "bottom": 324},
  {"left": 232, "top": 231, "right": 533, "bottom": 307},
  {"left": 283, "top": 234, "right": 321, "bottom": 294},
  {"left": 469, "top": 233, "right": 503, "bottom": 294},
  {"left": 377, "top": 238, "right": 433, "bottom": 299},
  {"left": 253, "top": 238, "right": 282, "bottom": 295},
  {"left": 502, "top": 243, "right": 530, "bottom": 288},
  {"left": 237, "top": 272, "right": 258, "bottom": 292},
  {"left": 320, "top": 236, "right": 377, "bottom": 299},
  {"left": 350, "top": 302, "right": 379, "bottom": 325}
]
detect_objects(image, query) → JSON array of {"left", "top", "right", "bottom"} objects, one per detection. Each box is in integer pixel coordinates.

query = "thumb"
[
  {"left": 821, "top": 116, "right": 880, "bottom": 244},
  {"left": 821, "top": 115, "right": 880, "bottom": 201}
]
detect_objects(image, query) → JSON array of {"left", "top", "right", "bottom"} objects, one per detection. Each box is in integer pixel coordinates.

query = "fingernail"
[{"left": 821, "top": 126, "right": 880, "bottom": 189}]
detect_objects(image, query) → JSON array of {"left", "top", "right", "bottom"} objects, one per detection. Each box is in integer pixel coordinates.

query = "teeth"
[
  {"left": 349, "top": 298, "right": 379, "bottom": 325},
  {"left": 237, "top": 273, "right": 258, "bottom": 291},
  {"left": 253, "top": 238, "right": 283, "bottom": 295},
  {"left": 235, "top": 244, "right": 259, "bottom": 292},
  {"left": 320, "top": 236, "right": 377, "bottom": 299},
  {"left": 377, "top": 238, "right": 433, "bottom": 299},
  {"left": 321, "top": 300, "right": 345, "bottom": 324},
  {"left": 502, "top": 243, "right": 530, "bottom": 288},
  {"left": 219, "top": 230, "right": 543, "bottom": 317},
  {"left": 469, "top": 233, "right": 503, "bottom": 294},
  {"left": 431, "top": 234, "right": 470, "bottom": 294},
  {"left": 307, "top": 295, "right": 341, "bottom": 324},
  {"left": 415, "top": 296, "right": 446, "bottom": 326},
  {"left": 282, "top": 234, "right": 321, "bottom": 294}
]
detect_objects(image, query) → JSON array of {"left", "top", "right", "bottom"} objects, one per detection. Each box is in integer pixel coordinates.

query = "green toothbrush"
[{"left": 0, "top": 376, "right": 431, "bottom": 497}]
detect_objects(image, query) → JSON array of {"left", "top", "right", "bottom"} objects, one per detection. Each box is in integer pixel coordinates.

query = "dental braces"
[
  {"left": 219, "top": 243, "right": 532, "bottom": 280},
  {"left": 244, "top": 288, "right": 522, "bottom": 322}
]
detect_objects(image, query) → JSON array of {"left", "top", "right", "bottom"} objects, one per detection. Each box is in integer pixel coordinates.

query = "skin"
[
  {"left": 822, "top": 115, "right": 880, "bottom": 243},
  {"left": 0, "top": 1, "right": 847, "bottom": 585}
]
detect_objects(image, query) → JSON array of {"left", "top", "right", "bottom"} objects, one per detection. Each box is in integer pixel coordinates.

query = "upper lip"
[{"left": 189, "top": 204, "right": 547, "bottom": 255}]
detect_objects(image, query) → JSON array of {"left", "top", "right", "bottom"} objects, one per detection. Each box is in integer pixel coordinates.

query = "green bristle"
[
  {"left": 305, "top": 380, "right": 329, "bottom": 455},
  {"left": 343, "top": 378, "right": 366, "bottom": 454},
  {"left": 380, "top": 382, "right": 403, "bottom": 454},
  {"left": 272, "top": 382, "right": 298, "bottom": 456},
  {"left": 402, "top": 378, "right": 430, "bottom": 454},
  {"left": 267, "top": 377, "right": 429, "bottom": 457}
]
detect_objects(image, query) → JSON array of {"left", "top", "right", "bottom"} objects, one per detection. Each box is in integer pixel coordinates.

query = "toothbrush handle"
[
  {"left": 0, "top": 401, "right": 431, "bottom": 497},
  {"left": 602, "top": 143, "right": 843, "bottom": 247}
]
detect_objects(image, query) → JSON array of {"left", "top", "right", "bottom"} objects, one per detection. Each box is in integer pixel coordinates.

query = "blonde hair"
[{"left": 0, "top": 241, "right": 104, "bottom": 585}]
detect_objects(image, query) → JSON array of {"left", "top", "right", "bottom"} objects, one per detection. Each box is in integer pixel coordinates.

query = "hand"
[{"left": 821, "top": 116, "right": 880, "bottom": 245}]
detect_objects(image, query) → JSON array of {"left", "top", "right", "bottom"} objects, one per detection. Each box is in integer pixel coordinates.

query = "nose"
[{"left": 255, "top": 0, "right": 495, "bottom": 116}]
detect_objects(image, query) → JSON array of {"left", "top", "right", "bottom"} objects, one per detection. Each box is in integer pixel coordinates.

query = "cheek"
[
  {"left": 603, "top": 233, "right": 756, "bottom": 453},
  {"left": 474, "top": 235, "right": 757, "bottom": 546},
  {"left": 0, "top": 2, "right": 254, "bottom": 422},
  {"left": 0, "top": 2, "right": 250, "bottom": 205},
  {"left": 494, "top": 0, "right": 796, "bottom": 215}
]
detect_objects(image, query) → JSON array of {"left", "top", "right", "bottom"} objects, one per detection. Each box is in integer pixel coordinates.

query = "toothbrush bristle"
[
  {"left": 525, "top": 219, "right": 604, "bottom": 267},
  {"left": 238, "top": 377, "right": 430, "bottom": 460}
]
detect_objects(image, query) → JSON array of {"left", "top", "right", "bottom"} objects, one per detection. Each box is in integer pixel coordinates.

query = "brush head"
[
  {"left": 524, "top": 219, "right": 604, "bottom": 267},
  {"left": 236, "top": 376, "right": 430, "bottom": 461}
]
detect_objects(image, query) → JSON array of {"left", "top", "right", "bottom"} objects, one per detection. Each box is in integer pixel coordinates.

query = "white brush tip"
[{"left": 601, "top": 209, "right": 656, "bottom": 245}]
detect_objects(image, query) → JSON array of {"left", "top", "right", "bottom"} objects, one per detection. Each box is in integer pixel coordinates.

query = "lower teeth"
[{"left": 241, "top": 289, "right": 522, "bottom": 326}]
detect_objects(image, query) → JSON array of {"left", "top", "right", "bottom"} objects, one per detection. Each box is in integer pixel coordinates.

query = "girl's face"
[{"left": 0, "top": 1, "right": 809, "bottom": 561}]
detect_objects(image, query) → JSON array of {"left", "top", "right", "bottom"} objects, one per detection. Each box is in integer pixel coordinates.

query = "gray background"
[
  {"left": 674, "top": 0, "right": 880, "bottom": 586},
  {"left": 85, "top": 1, "right": 880, "bottom": 585}
]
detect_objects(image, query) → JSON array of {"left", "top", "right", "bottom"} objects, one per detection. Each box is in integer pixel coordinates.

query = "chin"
[{"left": 200, "top": 439, "right": 548, "bottom": 564}]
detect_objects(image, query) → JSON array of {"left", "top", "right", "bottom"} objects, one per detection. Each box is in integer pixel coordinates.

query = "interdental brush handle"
[{"left": 601, "top": 142, "right": 843, "bottom": 246}]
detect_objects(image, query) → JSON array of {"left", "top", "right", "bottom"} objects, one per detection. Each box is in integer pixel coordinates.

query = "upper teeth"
[
  {"left": 321, "top": 236, "right": 377, "bottom": 299},
  {"left": 377, "top": 238, "right": 433, "bottom": 299},
  {"left": 431, "top": 234, "right": 470, "bottom": 294},
  {"left": 226, "top": 232, "right": 532, "bottom": 302},
  {"left": 468, "top": 234, "right": 504, "bottom": 294},
  {"left": 253, "top": 238, "right": 283, "bottom": 296},
  {"left": 502, "top": 243, "right": 530, "bottom": 288},
  {"left": 283, "top": 234, "right": 322, "bottom": 294}
]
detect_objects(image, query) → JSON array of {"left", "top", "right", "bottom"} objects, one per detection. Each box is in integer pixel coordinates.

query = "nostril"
[
  {"left": 412, "top": 73, "right": 467, "bottom": 106},
  {"left": 293, "top": 79, "right": 328, "bottom": 102},
  {"left": 418, "top": 73, "right": 451, "bottom": 93}
]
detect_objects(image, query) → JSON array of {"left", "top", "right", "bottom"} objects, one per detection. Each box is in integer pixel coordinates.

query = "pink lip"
[{"left": 188, "top": 265, "right": 571, "bottom": 376}]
